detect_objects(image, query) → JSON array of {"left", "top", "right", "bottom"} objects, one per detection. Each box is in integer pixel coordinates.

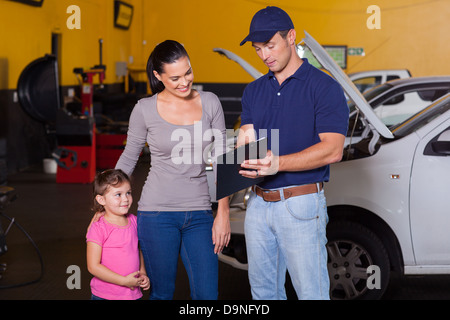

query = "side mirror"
[
  {"left": 383, "top": 94, "right": 404, "bottom": 105},
  {"left": 431, "top": 141, "right": 450, "bottom": 155},
  {"left": 424, "top": 128, "right": 450, "bottom": 156}
]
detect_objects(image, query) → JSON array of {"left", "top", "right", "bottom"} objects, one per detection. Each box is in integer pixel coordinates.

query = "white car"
[
  {"left": 348, "top": 69, "right": 411, "bottom": 94},
  {"left": 216, "top": 31, "right": 450, "bottom": 300},
  {"left": 346, "top": 76, "right": 450, "bottom": 147}
]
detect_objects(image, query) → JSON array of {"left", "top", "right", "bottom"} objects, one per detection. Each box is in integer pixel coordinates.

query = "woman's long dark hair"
[{"left": 146, "top": 40, "right": 190, "bottom": 94}]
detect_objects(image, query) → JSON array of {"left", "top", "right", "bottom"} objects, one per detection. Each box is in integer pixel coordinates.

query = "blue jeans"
[
  {"left": 244, "top": 185, "right": 330, "bottom": 300},
  {"left": 137, "top": 210, "right": 218, "bottom": 300}
]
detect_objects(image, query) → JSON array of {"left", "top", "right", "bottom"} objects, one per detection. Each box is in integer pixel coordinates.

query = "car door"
[{"left": 410, "top": 121, "right": 450, "bottom": 265}]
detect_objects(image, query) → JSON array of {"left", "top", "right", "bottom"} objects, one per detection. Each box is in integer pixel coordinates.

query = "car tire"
[{"left": 326, "top": 220, "right": 390, "bottom": 300}]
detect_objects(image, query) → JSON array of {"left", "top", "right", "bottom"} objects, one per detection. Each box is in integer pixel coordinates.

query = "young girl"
[{"left": 86, "top": 169, "right": 150, "bottom": 300}]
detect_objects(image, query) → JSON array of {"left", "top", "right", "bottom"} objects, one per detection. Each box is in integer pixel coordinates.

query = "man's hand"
[{"left": 239, "top": 150, "right": 279, "bottom": 178}]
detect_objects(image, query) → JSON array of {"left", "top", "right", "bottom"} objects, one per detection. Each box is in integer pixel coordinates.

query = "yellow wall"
[
  {"left": 1, "top": 0, "right": 449, "bottom": 90},
  {"left": 136, "top": 0, "right": 450, "bottom": 83},
  {"left": 0, "top": 0, "right": 133, "bottom": 89}
]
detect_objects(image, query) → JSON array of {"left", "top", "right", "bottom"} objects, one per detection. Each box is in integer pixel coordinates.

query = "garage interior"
[{"left": 1, "top": 0, "right": 450, "bottom": 300}]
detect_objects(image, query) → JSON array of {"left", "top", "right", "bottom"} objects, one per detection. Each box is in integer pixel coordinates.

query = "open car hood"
[
  {"left": 213, "top": 48, "right": 263, "bottom": 80},
  {"left": 301, "top": 31, "right": 393, "bottom": 139}
]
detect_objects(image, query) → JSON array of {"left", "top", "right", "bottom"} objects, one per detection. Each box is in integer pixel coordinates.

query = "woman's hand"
[
  {"left": 212, "top": 198, "right": 230, "bottom": 254},
  {"left": 86, "top": 211, "right": 104, "bottom": 236}
]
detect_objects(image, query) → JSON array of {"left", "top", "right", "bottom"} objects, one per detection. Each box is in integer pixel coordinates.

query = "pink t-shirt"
[{"left": 86, "top": 214, "right": 142, "bottom": 300}]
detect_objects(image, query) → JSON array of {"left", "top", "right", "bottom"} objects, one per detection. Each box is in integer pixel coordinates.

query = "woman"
[{"left": 115, "top": 40, "right": 230, "bottom": 300}]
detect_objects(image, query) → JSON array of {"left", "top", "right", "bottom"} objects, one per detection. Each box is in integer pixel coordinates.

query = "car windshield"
[
  {"left": 390, "top": 94, "right": 450, "bottom": 137},
  {"left": 347, "top": 83, "right": 392, "bottom": 113}
]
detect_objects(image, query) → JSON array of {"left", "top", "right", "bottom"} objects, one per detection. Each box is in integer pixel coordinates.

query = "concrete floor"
[
  {"left": 0, "top": 158, "right": 253, "bottom": 300},
  {"left": 1, "top": 158, "right": 450, "bottom": 300}
]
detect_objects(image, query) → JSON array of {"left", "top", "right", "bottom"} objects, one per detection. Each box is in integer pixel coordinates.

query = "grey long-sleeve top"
[{"left": 115, "top": 90, "right": 227, "bottom": 211}]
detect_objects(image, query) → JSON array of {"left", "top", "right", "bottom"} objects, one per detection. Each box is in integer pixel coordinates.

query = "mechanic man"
[{"left": 238, "top": 6, "right": 349, "bottom": 299}]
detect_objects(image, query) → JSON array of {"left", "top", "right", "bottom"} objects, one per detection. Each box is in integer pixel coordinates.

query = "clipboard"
[{"left": 216, "top": 137, "right": 268, "bottom": 200}]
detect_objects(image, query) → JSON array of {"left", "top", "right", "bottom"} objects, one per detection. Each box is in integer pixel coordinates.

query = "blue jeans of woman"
[
  {"left": 244, "top": 185, "right": 330, "bottom": 300},
  {"left": 137, "top": 210, "right": 218, "bottom": 300}
]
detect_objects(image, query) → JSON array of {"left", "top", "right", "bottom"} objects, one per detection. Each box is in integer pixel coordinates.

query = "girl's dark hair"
[
  {"left": 92, "top": 169, "right": 130, "bottom": 213},
  {"left": 146, "top": 40, "right": 190, "bottom": 94}
]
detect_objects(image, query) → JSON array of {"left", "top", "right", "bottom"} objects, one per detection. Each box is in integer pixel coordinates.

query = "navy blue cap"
[{"left": 240, "top": 6, "right": 294, "bottom": 46}]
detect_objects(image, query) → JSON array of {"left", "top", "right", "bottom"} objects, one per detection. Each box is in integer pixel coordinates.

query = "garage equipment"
[
  {"left": 17, "top": 54, "right": 97, "bottom": 183},
  {"left": 17, "top": 40, "right": 109, "bottom": 183},
  {"left": 55, "top": 39, "right": 106, "bottom": 183},
  {"left": 17, "top": 54, "right": 61, "bottom": 126},
  {"left": 56, "top": 47, "right": 106, "bottom": 182},
  {"left": 73, "top": 39, "right": 106, "bottom": 117},
  {"left": 75, "top": 39, "right": 128, "bottom": 170},
  {"left": 54, "top": 109, "right": 96, "bottom": 184},
  {"left": 96, "top": 133, "right": 127, "bottom": 169}
]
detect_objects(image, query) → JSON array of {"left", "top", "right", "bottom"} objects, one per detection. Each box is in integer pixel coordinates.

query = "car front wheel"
[{"left": 326, "top": 220, "right": 390, "bottom": 300}]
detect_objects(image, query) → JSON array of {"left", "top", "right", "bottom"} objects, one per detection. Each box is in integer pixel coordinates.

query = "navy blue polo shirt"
[{"left": 240, "top": 58, "right": 349, "bottom": 189}]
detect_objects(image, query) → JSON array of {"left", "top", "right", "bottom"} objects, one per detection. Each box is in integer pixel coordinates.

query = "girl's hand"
[
  {"left": 122, "top": 271, "right": 142, "bottom": 290},
  {"left": 138, "top": 274, "right": 150, "bottom": 291}
]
